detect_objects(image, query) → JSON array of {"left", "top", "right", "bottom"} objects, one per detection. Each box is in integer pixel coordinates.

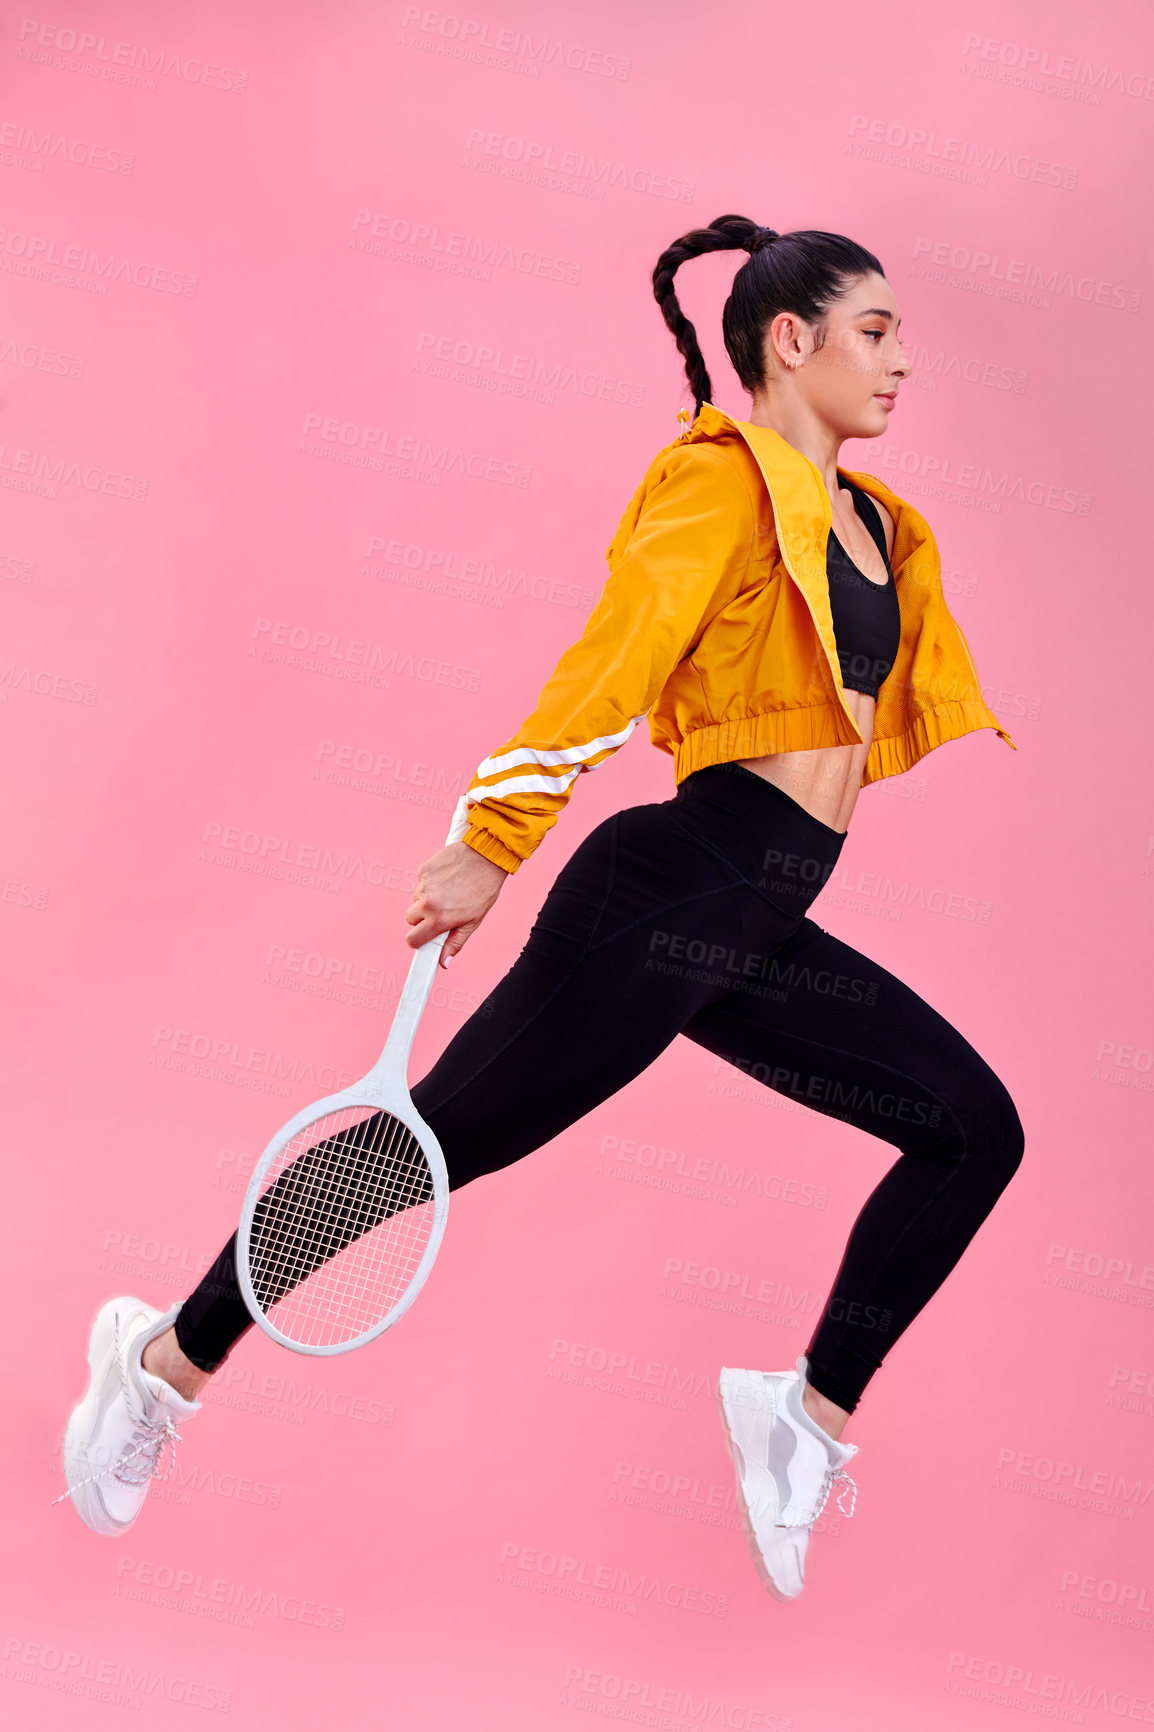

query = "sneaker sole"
[
  {"left": 717, "top": 1369, "right": 799, "bottom": 1604},
  {"left": 63, "top": 1296, "right": 160, "bottom": 1536}
]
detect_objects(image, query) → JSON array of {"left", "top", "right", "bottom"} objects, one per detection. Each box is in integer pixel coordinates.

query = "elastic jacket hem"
[{"left": 462, "top": 824, "right": 525, "bottom": 875}]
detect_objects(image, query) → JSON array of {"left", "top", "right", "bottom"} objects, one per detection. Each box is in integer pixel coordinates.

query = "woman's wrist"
[{"left": 461, "top": 826, "right": 523, "bottom": 876}]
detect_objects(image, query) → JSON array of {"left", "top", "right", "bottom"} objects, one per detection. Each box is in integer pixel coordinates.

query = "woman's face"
[{"left": 764, "top": 271, "right": 912, "bottom": 439}]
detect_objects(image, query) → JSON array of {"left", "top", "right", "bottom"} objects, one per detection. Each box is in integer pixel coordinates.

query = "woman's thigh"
[
  {"left": 680, "top": 917, "right": 1020, "bottom": 1157},
  {"left": 409, "top": 801, "right": 801, "bottom": 1188}
]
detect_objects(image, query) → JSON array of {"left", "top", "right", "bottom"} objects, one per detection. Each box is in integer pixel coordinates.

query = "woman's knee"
[
  {"left": 954, "top": 1066, "right": 1025, "bottom": 1185},
  {"left": 990, "top": 1084, "right": 1025, "bottom": 1184},
  {"left": 901, "top": 1052, "right": 1023, "bottom": 1181}
]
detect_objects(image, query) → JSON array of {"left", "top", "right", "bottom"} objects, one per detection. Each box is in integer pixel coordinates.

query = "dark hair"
[{"left": 652, "top": 213, "right": 884, "bottom": 416}]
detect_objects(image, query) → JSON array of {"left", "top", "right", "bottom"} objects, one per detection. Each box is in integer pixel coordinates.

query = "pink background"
[{"left": 5, "top": 0, "right": 1154, "bottom": 1725}]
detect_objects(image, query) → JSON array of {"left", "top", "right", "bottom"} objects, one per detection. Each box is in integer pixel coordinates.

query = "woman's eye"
[{"left": 864, "top": 329, "right": 884, "bottom": 340}]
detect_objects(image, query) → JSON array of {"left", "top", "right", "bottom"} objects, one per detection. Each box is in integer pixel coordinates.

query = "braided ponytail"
[
  {"left": 652, "top": 215, "right": 883, "bottom": 417},
  {"left": 652, "top": 215, "right": 771, "bottom": 418}
]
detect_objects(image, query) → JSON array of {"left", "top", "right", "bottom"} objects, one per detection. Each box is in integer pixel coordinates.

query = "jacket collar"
[
  {"left": 685, "top": 403, "right": 933, "bottom": 598},
  {"left": 681, "top": 403, "right": 941, "bottom": 735}
]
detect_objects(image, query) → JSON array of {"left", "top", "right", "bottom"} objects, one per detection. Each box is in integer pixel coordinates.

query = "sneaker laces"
[
  {"left": 51, "top": 1313, "right": 184, "bottom": 1507},
  {"left": 805, "top": 1464, "right": 858, "bottom": 1524},
  {"left": 777, "top": 1461, "right": 858, "bottom": 1530}
]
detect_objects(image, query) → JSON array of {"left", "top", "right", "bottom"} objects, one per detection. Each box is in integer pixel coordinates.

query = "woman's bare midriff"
[{"left": 735, "top": 689, "right": 877, "bottom": 835}]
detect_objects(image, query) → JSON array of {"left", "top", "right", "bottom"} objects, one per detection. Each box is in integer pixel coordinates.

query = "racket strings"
[
  {"left": 245, "top": 1106, "right": 437, "bottom": 1347},
  {"left": 250, "top": 1114, "right": 427, "bottom": 1303}
]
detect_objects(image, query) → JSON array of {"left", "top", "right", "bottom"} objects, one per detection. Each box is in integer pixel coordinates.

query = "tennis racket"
[{"left": 237, "top": 794, "right": 471, "bottom": 1356}]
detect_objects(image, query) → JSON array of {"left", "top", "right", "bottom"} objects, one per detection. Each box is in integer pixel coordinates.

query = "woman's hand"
[{"left": 404, "top": 840, "right": 510, "bottom": 964}]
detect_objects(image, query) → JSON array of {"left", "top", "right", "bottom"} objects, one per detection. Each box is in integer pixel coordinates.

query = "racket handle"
[{"left": 376, "top": 795, "right": 473, "bottom": 1082}]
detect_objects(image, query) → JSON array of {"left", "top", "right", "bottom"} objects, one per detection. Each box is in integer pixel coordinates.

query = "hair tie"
[{"left": 748, "top": 226, "right": 778, "bottom": 254}]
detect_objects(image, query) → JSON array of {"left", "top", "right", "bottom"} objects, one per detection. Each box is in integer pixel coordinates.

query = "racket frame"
[{"left": 236, "top": 796, "right": 470, "bottom": 1356}]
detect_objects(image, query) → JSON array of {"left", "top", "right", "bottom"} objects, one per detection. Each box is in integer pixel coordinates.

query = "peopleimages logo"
[
  {"left": 611, "top": 1460, "right": 738, "bottom": 1518},
  {"left": 249, "top": 615, "right": 482, "bottom": 693},
  {"left": 0, "top": 332, "right": 85, "bottom": 378},
  {"left": 15, "top": 19, "right": 249, "bottom": 94},
  {"left": 114, "top": 1556, "right": 346, "bottom": 1632},
  {"left": 463, "top": 127, "right": 695, "bottom": 202},
  {"left": 645, "top": 926, "right": 879, "bottom": 1003},
  {"left": 910, "top": 234, "right": 1141, "bottom": 313},
  {"left": 314, "top": 739, "right": 464, "bottom": 798},
  {"left": 259, "top": 937, "right": 484, "bottom": 1022},
  {"left": 0, "top": 226, "right": 198, "bottom": 296},
  {"left": 207, "top": 1361, "right": 393, "bottom": 1427},
  {"left": 546, "top": 1337, "right": 712, "bottom": 1409},
  {"left": 0, "top": 870, "right": 49, "bottom": 910},
  {"left": 607, "top": 1456, "right": 847, "bottom": 1546},
  {"left": 706, "top": 1056, "right": 807, "bottom": 1119},
  {"left": 981, "top": 682, "right": 1043, "bottom": 722},
  {"left": 198, "top": 818, "right": 412, "bottom": 895},
  {"left": 0, "top": 660, "right": 98, "bottom": 704},
  {"left": 0, "top": 443, "right": 147, "bottom": 501},
  {"left": 0, "top": 548, "right": 35, "bottom": 581},
  {"left": 351, "top": 208, "right": 581, "bottom": 285},
  {"left": 415, "top": 330, "right": 645, "bottom": 407},
  {"left": 904, "top": 341, "right": 1027, "bottom": 395},
  {"left": 847, "top": 113, "right": 1079, "bottom": 188},
  {"left": 1045, "top": 1241, "right": 1154, "bottom": 1288},
  {"left": 1091, "top": 1038, "right": 1154, "bottom": 1095},
  {"left": 151, "top": 1022, "right": 356, "bottom": 1096},
  {"left": 0, "top": 119, "right": 135, "bottom": 175},
  {"left": 400, "top": 8, "right": 632, "bottom": 80},
  {"left": 595, "top": 1132, "right": 829, "bottom": 1212},
  {"left": 48, "top": 1423, "right": 281, "bottom": 1513},
  {"left": 298, "top": 411, "right": 531, "bottom": 487},
  {"left": 862, "top": 437, "right": 1091, "bottom": 515},
  {"left": 660, "top": 1256, "right": 820, "bottom": 1328},
  {"left": 559, "top": 1663, "right": 794, "bottom": 1729},
  {"left": 1108, "top": 1367, "right": 1154, "bottom": 1420},
  {"left": 0, "top": 1634, "right": 232, "bottom": 1713},
  {"left": 994, "top": 1445, "right": 1154, "bottom": 1521},
  {"left": 98, "top": 1228, "right": 213, "bottom": 1283},
  {"left": 1044, "top": 1241, "right": 1154, "bottom": 1307},
  {"left": 1056, "top": 1565, "right": 1154, "bottom": 1631},
  {"left": 364, "top": 533, "right": 595, "bottom": 611},
  {"left": 944, "top": 1650, "right": 1154, "bottom": 1722},
  {"left": 960, "top": 33, "right": 1154, "bottom": 103},
  {"left": 498, "top": 1542, "right": 728, "bottom": 1619}
]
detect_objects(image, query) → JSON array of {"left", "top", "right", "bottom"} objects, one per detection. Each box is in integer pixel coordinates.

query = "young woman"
[{"left": 64, "top": 214, "right": 1024, "bottom": 1601}]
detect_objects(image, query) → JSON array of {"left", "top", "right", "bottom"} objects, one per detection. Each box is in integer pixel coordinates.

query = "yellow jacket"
[{"left": 462, "top": 403, "right": 1014, "bottom": 873}]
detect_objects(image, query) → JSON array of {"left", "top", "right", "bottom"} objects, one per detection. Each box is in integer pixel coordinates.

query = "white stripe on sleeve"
[
  {"left": 474, "top": 713, "right": 648, "bottom": 780},
  {"left": 466, "top": 766, "right": 584, "bottom": 804}
]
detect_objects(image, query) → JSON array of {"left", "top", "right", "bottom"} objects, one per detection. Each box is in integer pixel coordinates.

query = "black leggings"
[{"left": 174, "top": 763, "right": 1024, "bottom": 1411}]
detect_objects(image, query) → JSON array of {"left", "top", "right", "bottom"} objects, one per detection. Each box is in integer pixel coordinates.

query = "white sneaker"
[
  {"left": 58, "top": 1296, "right": 200, "bottom": 1535},
  {"left": 718, "top": 1353, "right": 858, "bottom": 1601}
]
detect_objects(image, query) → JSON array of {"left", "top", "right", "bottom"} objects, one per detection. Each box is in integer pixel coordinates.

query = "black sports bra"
[{"left": 827, "top": 477, "right": 901, "bottom": 700}]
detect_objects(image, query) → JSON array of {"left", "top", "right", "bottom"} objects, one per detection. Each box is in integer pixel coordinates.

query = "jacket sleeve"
[{"left": 461, "top": 443, "right": 756, "bottom": 873}]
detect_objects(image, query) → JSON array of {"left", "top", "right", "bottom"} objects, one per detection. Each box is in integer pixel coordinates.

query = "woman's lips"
[{"left": 875, "top": 393, "right": 897, "bottom": 408}]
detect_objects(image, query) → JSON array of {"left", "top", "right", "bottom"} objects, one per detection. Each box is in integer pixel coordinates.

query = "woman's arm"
[
  {"left": 405, "top": 441, "right": 757, "bottom": 959},
  {"left": 460, "top": 442, "right": 758, "bottom": 874}
]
